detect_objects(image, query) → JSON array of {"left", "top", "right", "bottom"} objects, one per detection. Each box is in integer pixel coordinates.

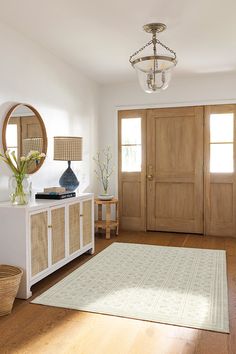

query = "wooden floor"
[{"left": 1, "top": 231, "right": 236, "bottom": 354}]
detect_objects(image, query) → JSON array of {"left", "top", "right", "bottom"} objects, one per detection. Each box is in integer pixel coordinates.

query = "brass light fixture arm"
[
  {"left": 129, "top": 23, "right": 177, "bottom": 64},
  {"left": 156, "top": 38, "right": 177, "bottom": 60},
  {"left": 129, "top": 37, "right": 177, "bottom": 64},
  {"left": 129, "top": 39, "right": 153, "bottom": 63}
]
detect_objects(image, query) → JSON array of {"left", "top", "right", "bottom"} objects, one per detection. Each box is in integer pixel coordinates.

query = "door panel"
[
  {"left": 155, "top": 182, "right": 194, "bottom": 219},
  {"left": 147, "top": 106, "right": 204, "bottom": 233},
  {"left": 21, "top": 116, "right": 43, "bottom": 139},
  {"left": 21, "top": 116, "right": 43, "bottom": 173},
  {"left": 122, "top": 180, "right": 141, "bottom": 217},
  {"left": 155, "top": 116, "right": 195, "bottom": 174},
  {"left": 210, "top": 183, "right": 233, "bottom": 223}
]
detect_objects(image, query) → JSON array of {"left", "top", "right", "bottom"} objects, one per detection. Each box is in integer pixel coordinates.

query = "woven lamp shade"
[
  {"left": 22, "top": 137, "right": 43, "bottom": 156},
  {"left": 54, "top": 136, "right": 83, "bottom": 161}
]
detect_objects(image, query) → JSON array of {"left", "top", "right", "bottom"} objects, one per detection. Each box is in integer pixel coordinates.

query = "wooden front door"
[{"left": 146, "top": 106, "right": 204, "bottom": 233}]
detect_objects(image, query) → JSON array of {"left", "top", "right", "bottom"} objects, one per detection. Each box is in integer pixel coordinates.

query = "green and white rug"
[{"left": 32, "top": 242, "right": 229, "bottom": 333}]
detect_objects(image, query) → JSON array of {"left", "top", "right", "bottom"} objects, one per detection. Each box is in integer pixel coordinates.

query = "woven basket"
[{"left": 0, "top": 265, "right": 23, "bottom": 316}]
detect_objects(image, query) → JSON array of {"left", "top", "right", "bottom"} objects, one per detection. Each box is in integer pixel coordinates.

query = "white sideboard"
[{"left": 0, "top": 193, "right": 94, "bottom": 299}]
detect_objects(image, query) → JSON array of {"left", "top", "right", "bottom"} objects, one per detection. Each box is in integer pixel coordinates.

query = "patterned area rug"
[{"left": 32, "top": 242, "right": 229, "bottom": 333}]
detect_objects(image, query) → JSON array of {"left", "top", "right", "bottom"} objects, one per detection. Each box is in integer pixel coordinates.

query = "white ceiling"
[{"left": 0, "top": 0, "right": 236, "bottom": 84}]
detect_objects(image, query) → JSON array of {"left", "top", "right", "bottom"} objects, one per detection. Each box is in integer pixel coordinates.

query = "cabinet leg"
[
  {"left": 88, "top": 247, "right": 95, "bottom": 255},
  {"left": 17, "top": 278, "right": 32, "bottom": 299}
]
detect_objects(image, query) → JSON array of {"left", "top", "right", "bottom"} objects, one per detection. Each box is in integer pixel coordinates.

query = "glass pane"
[
  {"left": 6, "top": 124, "right": 18, "bottom": 148},
  {"left": 122, "top": 145, "right": 141, "bottom": 172},
  {"left": 122, "top": 118, "right": 141, "bottom": 145},
  {"left": 210, "top": 144, "right": 233, "bottom": 172},
  {"left": 210, "top": 113, "right": 234, "bottom": 143}
]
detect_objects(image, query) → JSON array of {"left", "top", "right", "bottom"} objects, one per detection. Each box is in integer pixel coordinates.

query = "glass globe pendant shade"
[
  {"left": 135, "top": 68, "right": 172, "bottom": 93},
  {"left": 133, "top": 56, "right": 174, "bottom": 93}
]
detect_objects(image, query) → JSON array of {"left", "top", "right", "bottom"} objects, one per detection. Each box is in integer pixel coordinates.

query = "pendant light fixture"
[{"left": 129, "top": 23, "right": 177, "bottom": 93}]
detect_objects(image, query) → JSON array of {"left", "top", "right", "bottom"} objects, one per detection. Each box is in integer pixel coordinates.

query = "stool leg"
[
  {"left": 98, "top": 204, "right": 102, "bottom": 233},
  {"left": 116, "top": 202, "right": 119, "bottom": 236},
  {"left": 106, "top": 204, "right": 111, "bottom": 239},
  {"left": 98, "top": 204, "right": 102, "bottom": 220}
]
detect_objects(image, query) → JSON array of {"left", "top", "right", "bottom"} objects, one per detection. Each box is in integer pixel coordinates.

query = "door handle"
[
  {"left": 147, "top": 165, "right": 154, "bottom": 181},
  {"left": 147, "top": 174, "right": 154, "bottom": 181}
]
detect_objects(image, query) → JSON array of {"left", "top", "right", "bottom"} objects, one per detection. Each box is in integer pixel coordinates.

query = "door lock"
[
  {"left": 147, "top": 174, "right": 154, "bottom": 181},
  {"left": 147, "top": 164, "right": 154, "bottom": 181}
]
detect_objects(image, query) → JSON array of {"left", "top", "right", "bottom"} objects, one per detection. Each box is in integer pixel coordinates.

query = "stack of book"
[{"left": 35, "top": 187, "right": 76, "bottom": 200}]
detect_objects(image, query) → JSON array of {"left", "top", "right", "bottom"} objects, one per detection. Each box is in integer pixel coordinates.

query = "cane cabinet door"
[
  {"left": 69, "top": 202, "right": 81, "bottom": 254},
  {"left": 30, "top": 211, "right": 48, "bottom": 277},
  {"left": 51, "top": 206, "right": 66, "bottom": 264},
  {"left": 82, "top": 200, "right": 93, "bottom": 246}
]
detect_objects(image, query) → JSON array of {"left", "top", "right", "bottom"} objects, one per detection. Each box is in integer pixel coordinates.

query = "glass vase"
[{"left": 9, "top": 174, "right": 32, "bottom": 205}]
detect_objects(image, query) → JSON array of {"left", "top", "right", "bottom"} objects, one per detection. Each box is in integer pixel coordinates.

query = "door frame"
[{"left": 118, "top": 104, "right": 236, "bottom": 237}]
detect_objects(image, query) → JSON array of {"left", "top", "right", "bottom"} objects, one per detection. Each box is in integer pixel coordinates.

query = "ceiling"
[{"left": 0, "top": 0, "right": 236, "bottom": 84}]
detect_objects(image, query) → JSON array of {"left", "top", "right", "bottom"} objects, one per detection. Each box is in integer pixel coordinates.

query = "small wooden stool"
[{"left": 95, "top": 198, "right": 119, "bottom": 239}]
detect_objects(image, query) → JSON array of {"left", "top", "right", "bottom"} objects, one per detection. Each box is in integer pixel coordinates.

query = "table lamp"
[{"left": 53, "top": 136, "right": 82, "bottom": 191}]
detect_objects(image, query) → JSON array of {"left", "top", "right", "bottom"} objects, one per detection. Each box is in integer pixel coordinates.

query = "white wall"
[
  {"left": 0, "top": 21, "right": 99, "bottom": 201},
  {"left": 2, "top": 19, "right": 236, "bottom": 201},
  {"left": 99, "top": 71, "right": 236, "bottom": 195}
]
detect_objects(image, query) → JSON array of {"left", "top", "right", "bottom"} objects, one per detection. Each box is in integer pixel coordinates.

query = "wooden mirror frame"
[{"left": 2, "top": 103, "right": 48, "bottom": 174}]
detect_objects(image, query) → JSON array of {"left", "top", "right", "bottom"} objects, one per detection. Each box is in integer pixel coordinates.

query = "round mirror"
[{"left": 2, "top": 104, "right": 47, "bottom": 174}]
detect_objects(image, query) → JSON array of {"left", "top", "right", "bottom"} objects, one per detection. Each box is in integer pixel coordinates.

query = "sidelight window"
[
  {"left": 6, "top": 123, "right": 18, "bottom": 157},
  {"left": 210, "top": 113, "right": 234, "bottom": 173},
  {"left": 121, "top": 118, "right": 141, "bottom": 172}
]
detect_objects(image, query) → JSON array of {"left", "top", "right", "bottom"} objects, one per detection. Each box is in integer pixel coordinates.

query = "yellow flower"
[{"left": 39, "top": 153, "right": 46, "bottom": 158}]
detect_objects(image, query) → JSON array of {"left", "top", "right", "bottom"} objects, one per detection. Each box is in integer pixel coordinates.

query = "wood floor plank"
[
  {"left": 195, "top": 331, "right": 228, "bottom": 354},
  {"left": 128, "top": 330, "right": 197, "bottom": 354},
  {"left": 228, "top": 317, "right": 236, "bottom": 354},
  {"left": 167, "top": 233, "right": 187, "bottom": 247},
  {"left": 0, "top": 231, "right": 234, "bottom": 354},
  {"left": 183, "top": 234, "right": 204, "bottom": 249},
  {"left": 127, "top": 322, "right": 199, "bottom": 354},
  {"left": 225, "top": 238, "right": 236, "bottom": 256},
  {"left": 227, "top": 256, "right": 236, "bottom": 320},
  {"left": 201, "top": 235, "right": 226, "bottom": 250}
]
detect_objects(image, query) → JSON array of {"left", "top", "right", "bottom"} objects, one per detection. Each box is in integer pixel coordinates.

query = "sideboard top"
[{"left": 0, "top": 193, "right": 94, "bottom": 211}]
